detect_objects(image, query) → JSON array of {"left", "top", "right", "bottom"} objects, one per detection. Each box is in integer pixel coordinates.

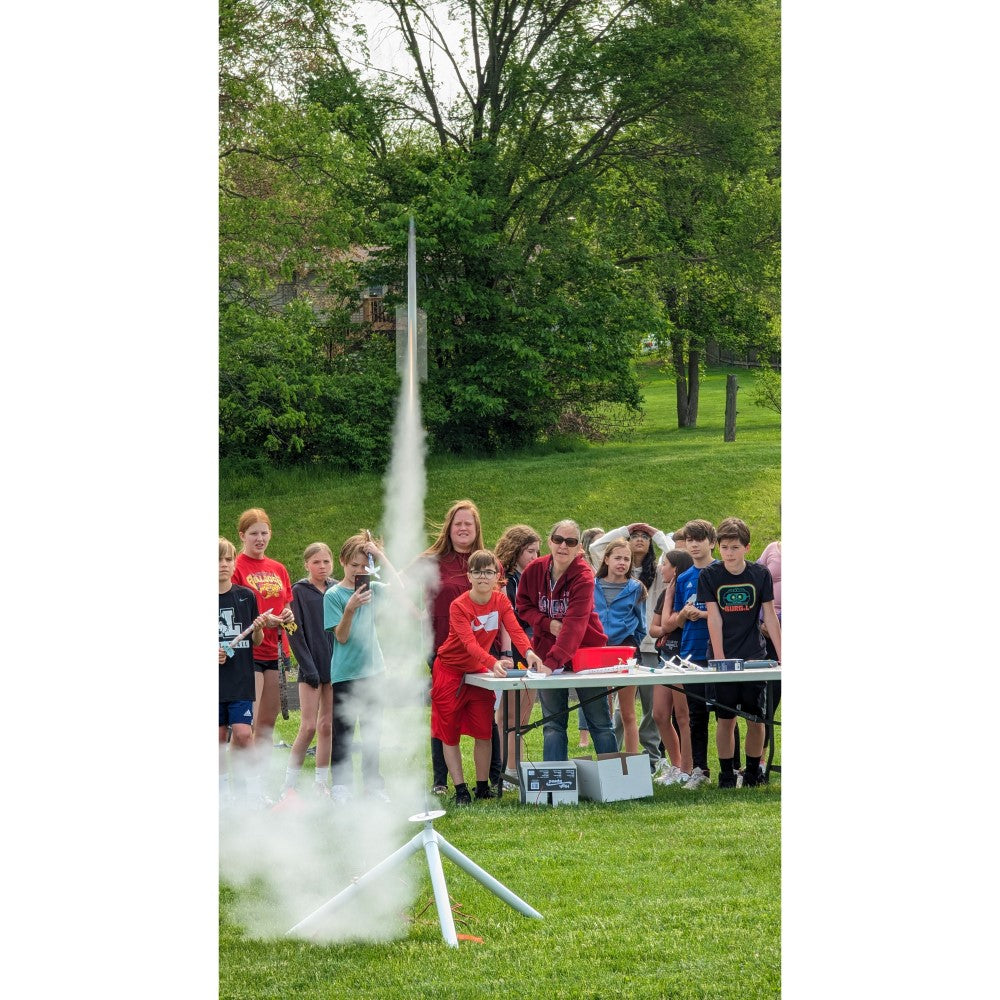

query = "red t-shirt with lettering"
[{"left": 232, "top": 553, "right": 293, "bottom": 661}]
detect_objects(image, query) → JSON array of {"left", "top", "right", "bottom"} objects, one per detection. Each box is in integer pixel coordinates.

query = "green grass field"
[
  {"left": 219, "top": 361, "right": 781, "bottom": 567},
  {"left": 219, "top": 362, "right": 781, "bottom": 999}
]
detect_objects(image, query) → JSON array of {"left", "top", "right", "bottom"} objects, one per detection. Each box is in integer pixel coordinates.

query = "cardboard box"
[
  {"left": 518, "top": 761, "right": 579, "bottom": 806},
  {"left": 574, "top": 752, "right": 653, "bottom": 803}
]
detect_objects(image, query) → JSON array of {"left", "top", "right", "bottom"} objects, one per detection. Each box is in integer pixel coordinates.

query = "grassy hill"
[{"left": 219, "top": 361, "right": 781, "bottom": 568}]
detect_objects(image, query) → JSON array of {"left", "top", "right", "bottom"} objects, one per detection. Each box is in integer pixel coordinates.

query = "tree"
[
  {"left": 220, "top": 1, "right": 405, "bottom": 468},
  {"left": 218, "top": 1, "right": 782, "bottom": 463},
  {"left": 312, "top": 0, "right": 781, "bottom": 448},
  {"left": 567, "top": 0, "right": 781, "bottom": 428}
]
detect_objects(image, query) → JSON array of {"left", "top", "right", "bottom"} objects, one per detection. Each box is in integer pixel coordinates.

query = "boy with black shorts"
[
  {"left": 219, "top": 537, "right": 266, "bottom": 805},
  {"left": 663, "top": 519, "right": 716, "bottom": 790},
  {"left": 699, "top": 517, "right": 782, "bottom": 789}
]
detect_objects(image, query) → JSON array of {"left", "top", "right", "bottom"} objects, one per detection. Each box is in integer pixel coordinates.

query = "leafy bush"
[
  {"left": 750, "top": 364, "right": 781, "bottom": 414},
  {"left": 219, "top": 299, "right": 399, "bottom": 471}
]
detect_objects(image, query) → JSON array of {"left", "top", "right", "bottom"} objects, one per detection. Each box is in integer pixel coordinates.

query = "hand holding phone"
[{"left": 354, "top": 573, "right": 370, "bottom": 592}]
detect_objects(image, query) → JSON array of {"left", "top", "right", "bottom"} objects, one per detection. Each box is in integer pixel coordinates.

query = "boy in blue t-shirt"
[{"left": 664, "top": 519, "right": 717, "bottom": 790}]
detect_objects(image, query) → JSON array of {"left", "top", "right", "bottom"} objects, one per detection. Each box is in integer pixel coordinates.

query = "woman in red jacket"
[{"left": 515, "top": 519, "right": 618, "bottom": 761}]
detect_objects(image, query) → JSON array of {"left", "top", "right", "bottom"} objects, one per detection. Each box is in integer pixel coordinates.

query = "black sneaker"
[
  {"left": 718, "top": 772, "right": 738, "bottom": 789},
  {"left": 742, "top": 766, "right": 761, "bottom": 788},
  {"left": 453, "top": 786, "right": 472, "bottom": 807},
  {"left": 474, "top": 785, "right": 496, "bottom": 800}
]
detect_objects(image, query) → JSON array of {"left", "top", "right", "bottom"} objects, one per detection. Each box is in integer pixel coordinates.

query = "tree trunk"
[
  {"left": 672, "top": 340, "right": 702, "bottom": 428},
  {"left": 724, "top": 374, "right": 738, "bottom": 441},
  {"left": 686, "top": 347, "right": 701, "bottom": 427},
  {"left": 672, "top": 339, "right": 689, "bottom": 426}
]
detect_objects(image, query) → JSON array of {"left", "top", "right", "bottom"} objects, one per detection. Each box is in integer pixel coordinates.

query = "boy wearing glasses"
[{"left": 431, "top": 549, "right": 543, "bottom": 805}]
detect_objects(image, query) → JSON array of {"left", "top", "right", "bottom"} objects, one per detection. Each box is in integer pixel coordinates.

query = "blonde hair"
[
  {"left": 303, "top": 542, "right": 333, "bottom": 563},
  {"left": 219, "top": 537, "right": 236, "bottom": 559},
  {"left": 339, "top": 531, "right": 382, "bottom": 565}
]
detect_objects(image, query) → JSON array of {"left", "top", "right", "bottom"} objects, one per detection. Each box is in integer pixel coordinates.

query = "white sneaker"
[
  {"left": 330, "top": 784, "right": 351, "bottom": 804},
  {"left": 654, "top": 764, "right": 683, "bottom": 786},
  {"left": 684, "top": 767, "right": 710, "bottom": 790},
  {"left": 652, "top": 758, "right": 673, "bottom": 780},
  {"left": 735, "top": 769, "right": 745, "bottom": 788}
]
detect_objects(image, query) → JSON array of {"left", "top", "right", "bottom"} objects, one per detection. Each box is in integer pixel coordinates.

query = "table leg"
[{"left": 497, "top": 690, "right": 510, "bottom": 799}]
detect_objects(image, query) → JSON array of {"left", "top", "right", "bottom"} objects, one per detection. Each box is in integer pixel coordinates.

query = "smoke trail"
[{"left": 219, "top": 219, "right": 433, "bottom": 943}]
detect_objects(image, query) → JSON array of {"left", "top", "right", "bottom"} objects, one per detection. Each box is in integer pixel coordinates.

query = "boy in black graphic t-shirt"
[
  {"left": 219, "top": 537, "right": 266, "bottom": 803},
  {"left": 698, "top": 518, "right": 781, "bottom": 789}
]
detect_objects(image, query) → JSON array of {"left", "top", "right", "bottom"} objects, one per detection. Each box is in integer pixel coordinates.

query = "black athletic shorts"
[
  {"left": 713, "top": 680, "right": 767, "bottom": 721},
  {"left": 254, "top": 659, "right": 279, "bottom": 673}
]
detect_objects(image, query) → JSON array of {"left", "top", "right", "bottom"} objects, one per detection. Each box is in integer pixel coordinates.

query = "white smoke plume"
[{"left": 219, "top": 225, "right": 436, "bottom": 943}]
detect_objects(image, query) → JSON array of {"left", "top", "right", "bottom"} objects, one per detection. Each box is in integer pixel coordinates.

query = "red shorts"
[{"left": 430, "top": 661, "right": 495, "bottom": 744}]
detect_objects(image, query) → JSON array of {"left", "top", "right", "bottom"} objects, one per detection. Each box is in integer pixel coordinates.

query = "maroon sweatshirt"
[{"left": 515, "top": 554, "right": 607, "bottom": 670}]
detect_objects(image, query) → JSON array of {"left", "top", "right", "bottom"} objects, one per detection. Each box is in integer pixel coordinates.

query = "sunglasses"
[{"left": 550, "top": 534, "right": 580, "bottom": 547}]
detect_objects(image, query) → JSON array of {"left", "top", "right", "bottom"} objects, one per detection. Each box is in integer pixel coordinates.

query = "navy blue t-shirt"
[{"left": 219, "top": 584, "right": 259, "bottom": 702}]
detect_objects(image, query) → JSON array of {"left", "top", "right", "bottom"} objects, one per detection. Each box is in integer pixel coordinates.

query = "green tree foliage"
[
  {"left": 750, "top": 363, "right": 781, "bottom": 414},
  {"left": 220, "top": 1, "right": 402, "bottom": 468},
  {"left": 332, "top": 0, "right": 781, "bottom": 443},
  {"left": 220, "top": 299, "right": 399, "bottom": 468},
  {"left": 572, "top": 0, "right": 781, "bottom": 428},
  {"left": 219, "top": 0, "right": 781, "bottom": 464}
]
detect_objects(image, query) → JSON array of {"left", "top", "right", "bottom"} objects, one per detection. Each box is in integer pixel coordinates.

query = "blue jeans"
[{"left": 539, "top": 685, "right": 617, "bottom": 760}]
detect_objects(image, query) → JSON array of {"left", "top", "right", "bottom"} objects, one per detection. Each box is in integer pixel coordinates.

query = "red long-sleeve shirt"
[
  {"left": 434, "top": 590, "right": 532, "bottom": 674},
  {"left": 515, "top": 555, "right": 607, "bottom": 670}
]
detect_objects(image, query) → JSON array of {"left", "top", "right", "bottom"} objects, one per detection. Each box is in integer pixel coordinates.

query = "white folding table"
[{"left": 465, "top": 664, "right": 782, "bottom": 800}]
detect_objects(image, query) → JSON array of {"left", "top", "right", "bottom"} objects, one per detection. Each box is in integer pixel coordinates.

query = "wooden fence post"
[{"left": 724, "top": 374, "right": 738, "bottom": 442}]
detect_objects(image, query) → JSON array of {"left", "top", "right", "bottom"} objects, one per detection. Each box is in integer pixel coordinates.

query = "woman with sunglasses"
[{"left": 515, "top": 519, "right": 618, "bottom": 761}]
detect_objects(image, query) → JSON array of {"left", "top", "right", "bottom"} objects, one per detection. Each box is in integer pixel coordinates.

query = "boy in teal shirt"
[{"left": 323, "top": 532, "right": 395, "bottom": 804}]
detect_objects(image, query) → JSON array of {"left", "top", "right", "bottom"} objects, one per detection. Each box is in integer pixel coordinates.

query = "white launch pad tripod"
[{"left": 286, "top": 809, "right": 542, "bottom": 947}]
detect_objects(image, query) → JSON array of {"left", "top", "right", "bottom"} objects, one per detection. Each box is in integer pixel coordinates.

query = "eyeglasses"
[
  {"left": 550, "top": 534, "right": 580, "bottom": 547},
  {"left": 470, "top": 569, "right": 498, "bottom": 578}
]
